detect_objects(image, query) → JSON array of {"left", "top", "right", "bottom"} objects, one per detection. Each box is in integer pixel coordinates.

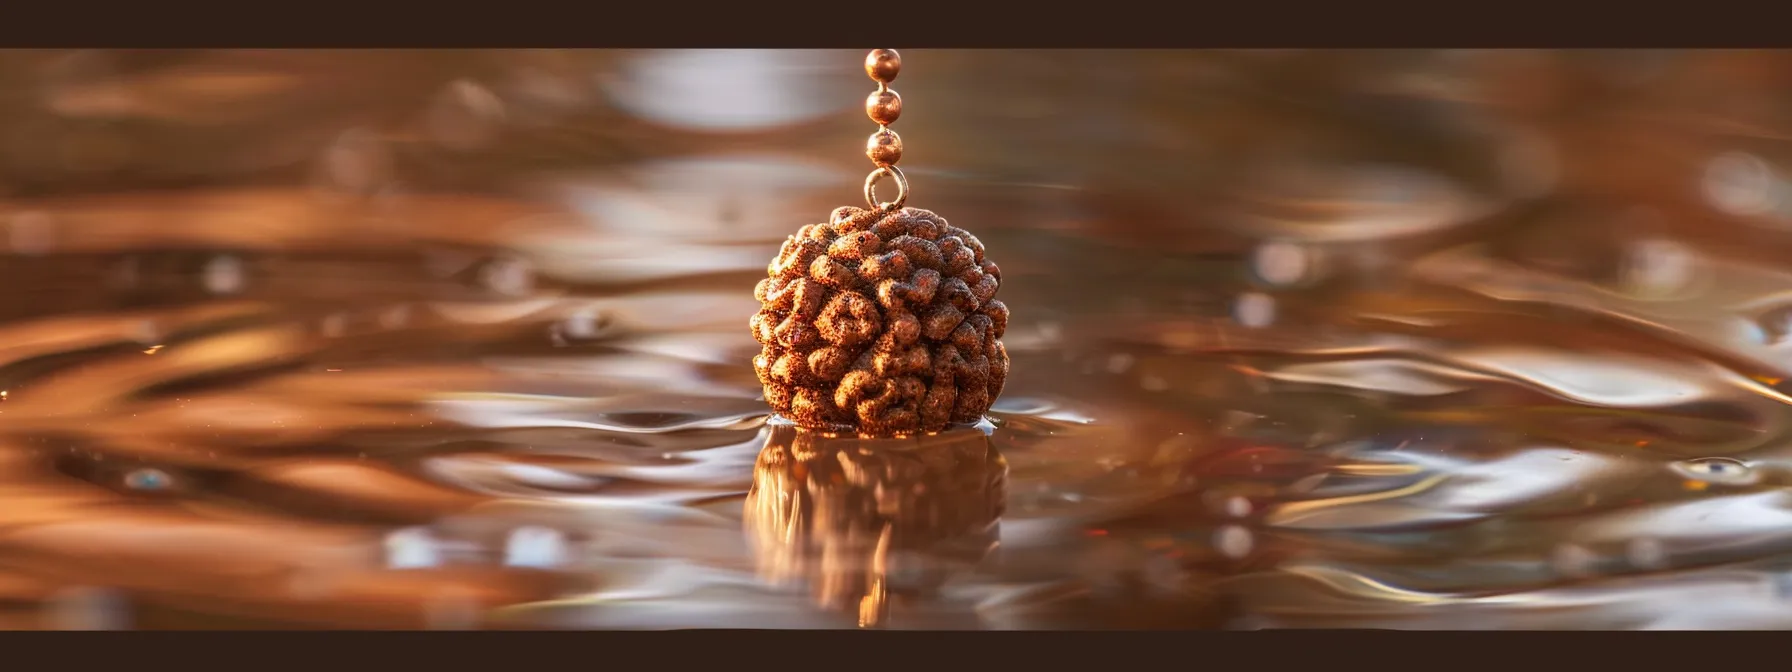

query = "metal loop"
[{"left": 863, "top": 165, "right": 909, "bottom": 212}]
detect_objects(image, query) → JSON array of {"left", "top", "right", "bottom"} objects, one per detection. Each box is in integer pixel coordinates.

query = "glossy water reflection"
[
  {"left": 5, "top": 49, "right": 1792, "bottom": 629},
  {"left": 745, "top": 422, "right": 1005, "bottom": 627}
]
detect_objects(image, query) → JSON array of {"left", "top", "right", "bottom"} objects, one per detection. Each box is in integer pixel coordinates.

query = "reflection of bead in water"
[
  {"left": 1215, "top": 525, "right": 1253, "bottom": 559},
  {"left": 385, "top": 528, "right": 441, "bottom": 569},
  {"left": 1252, "top": 241, "right": 1309, "bottom": 286},
  {"left": 1703, "top": 152, "right": 1779, "bottom": 218},
  {"left": 1232, "top": 292, "right": 1276, "bottom": 329},
  {"left": 203, "top": 255, "right": 246, "bottom": 295},
  {"left": 504, "top": 526, "right": 569, "bottom": 568},
  {"left": 123, "top": 468, "right": 170, "bottom": 492}
]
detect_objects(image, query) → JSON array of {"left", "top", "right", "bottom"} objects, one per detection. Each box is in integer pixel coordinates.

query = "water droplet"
[
  {"left": 122, "top": 468, "right": 170, "bottom": 492},
  {"left": 1215, "top": 525, "right": 1254, "bottom": 559},
  {"left": 384, "top": 528, "right": 441, "bottom": 569},
  {"left": 202, "top": 255, "right": 246, "bottom": 295},
  {"left": 1671, "top": 457, "right": 1760, "bottom": 486},
  {"left": 1233, "top": 292, "right": 1276, "bottom": 329},
  {"left": 1703, "top": 151, "right": 1779, "bottom": 217},
  {"left": 1252, "top": 241, "right": 1310, "bottom": 286},
  {"left": 503, "top": 526, "right": 569, "bottom": 568}
]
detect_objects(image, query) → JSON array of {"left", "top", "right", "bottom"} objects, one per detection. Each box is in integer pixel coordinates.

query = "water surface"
[{"left": 4, "top": 49, "right": 1792, "bottom": 629}]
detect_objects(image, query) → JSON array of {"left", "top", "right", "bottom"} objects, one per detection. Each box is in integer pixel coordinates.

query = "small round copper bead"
[
  {"left": 866, "top": 89, "right": 902, "bottom": 126},
  {"left": 867, "top": 128, "right": 903, "bottom": 166},
  {"left": 865, "top": 49, "right": 901, "bottom": 84}
]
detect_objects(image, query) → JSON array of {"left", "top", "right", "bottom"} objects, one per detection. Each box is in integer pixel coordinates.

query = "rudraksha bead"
[{"left": 751, "top": 205, "right": 1009, "bottom": 436}]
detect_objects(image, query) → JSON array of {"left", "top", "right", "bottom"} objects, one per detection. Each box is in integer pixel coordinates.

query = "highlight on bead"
[
  {"left": 751, "top": 206, "right": 1010, "bottom": 437},
  {"left": 866, "top": 89, "right": 902, "bottom": 126},
  {"left": 867, "top": 128, "right": 903, "bottom": 167},
  {"left": 865, "top": 49, "right": 901, "bottom": 84}
]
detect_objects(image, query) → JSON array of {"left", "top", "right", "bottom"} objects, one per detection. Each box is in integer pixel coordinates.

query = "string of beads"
[{"left": 862, "top": 49, "right": 909, "bottom": 212}]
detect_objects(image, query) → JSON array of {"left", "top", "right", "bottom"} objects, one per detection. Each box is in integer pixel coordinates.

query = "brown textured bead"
[
  {"left": 865, "top": 49, "right": 901, "bottom": 83},
  {"left": 752, "top": 206, "right": 1009, "bottom": 436},
  {"left": 866, "top": 128, "right": 903, "bottom": 167},
  {"left": 866, "top": 89, "right": 902, "bottom": 125}
]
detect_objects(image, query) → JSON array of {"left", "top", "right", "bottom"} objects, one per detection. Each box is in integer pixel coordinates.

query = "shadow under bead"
[{"left": 751, "top": 206, "right": 1010, "bottom": 437}]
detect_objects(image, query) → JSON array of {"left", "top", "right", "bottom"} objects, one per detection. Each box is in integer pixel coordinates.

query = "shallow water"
[{"left": 5, "top": 49, "right": 1792, "bottom": 629}]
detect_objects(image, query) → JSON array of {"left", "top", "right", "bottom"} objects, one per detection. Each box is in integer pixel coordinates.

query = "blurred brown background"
[{"left": 6, "top": 50, "right": 1792, "bottom": 630}]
